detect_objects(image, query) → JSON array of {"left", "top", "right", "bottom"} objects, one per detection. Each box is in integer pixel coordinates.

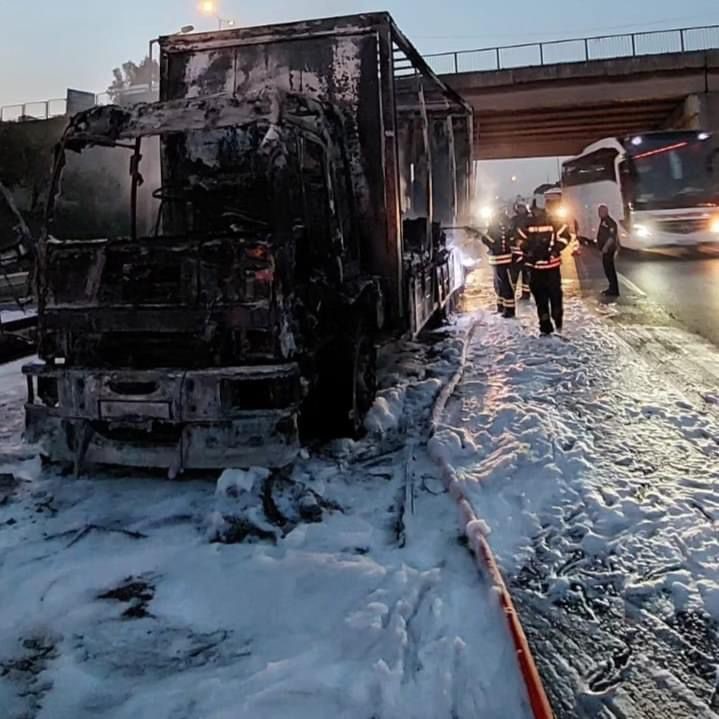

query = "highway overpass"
[
  {"left": 425, "top": 26, "right": 719, "bottom": 160},
  {"left": 5, "top": 24, "right": 719, "bottom": 163}
]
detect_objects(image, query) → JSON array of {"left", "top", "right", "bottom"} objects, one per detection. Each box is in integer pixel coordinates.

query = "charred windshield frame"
[
  {"left": 46, "top": 139, "right": 138, "bottom": 241},
  {"left": 43, "top": 93, "right": 344, "bottom": 245},
  {"left": 46, "top": 121, "right": 332, "bottom": 244}
]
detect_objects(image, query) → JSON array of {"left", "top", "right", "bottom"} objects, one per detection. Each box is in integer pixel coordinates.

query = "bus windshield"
[{"left": 626, "top": 134, "right": 719, "bottom": 210}]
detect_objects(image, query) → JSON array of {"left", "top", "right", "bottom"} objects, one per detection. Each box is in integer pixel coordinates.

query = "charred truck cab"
[{"left": 23, "top": 13, "right": 474, "bottom": 473}]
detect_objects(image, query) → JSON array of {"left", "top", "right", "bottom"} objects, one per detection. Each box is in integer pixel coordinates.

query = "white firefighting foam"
[
  {"left": 3, "top": 274, "right": 719, "bottom": 717},
  {"left": 0, "top": 328, "right": 531, "bottom": 719},
  {"left": 431, "top": 297, "right": 719, "bottom": 621}
]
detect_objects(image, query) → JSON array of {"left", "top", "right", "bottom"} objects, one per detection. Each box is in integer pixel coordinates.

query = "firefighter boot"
[
  {"left": 503, "top": 297, "right": 517, "bottom": 319},
  {"left": 539, "top": 314, "right": 554, "bottom": 335}
]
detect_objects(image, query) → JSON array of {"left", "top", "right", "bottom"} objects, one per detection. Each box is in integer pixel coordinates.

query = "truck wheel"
[
  {"left": 302, "top": 317, "right": 377, "bottom": 440},
  {"left": 345, "top": 320, "right": 377, "bottom": 437}
]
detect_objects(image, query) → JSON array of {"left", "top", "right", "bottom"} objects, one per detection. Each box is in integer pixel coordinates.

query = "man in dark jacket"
[
  {"left": 481, "top": 213, "right": 518, "bottom": 318},
  {"left": 510, "top": 203, "right": 531, "bottom": 301},
  {"left": 597, "top": 204, "right": 620, "bottom": 297},
  {"left": 518, "top": 199, "right": 572, "bottom": 335}
]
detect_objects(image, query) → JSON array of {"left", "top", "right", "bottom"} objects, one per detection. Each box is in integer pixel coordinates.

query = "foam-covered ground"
[
  {"left": 5, "top": 265, "right": 718, "bottom": 717},
  {"left": 431, "top": 273, "right": 719, "bottom": 717},
  {"left": 0, "top": 330, "right": 531, "bottom": 719}
]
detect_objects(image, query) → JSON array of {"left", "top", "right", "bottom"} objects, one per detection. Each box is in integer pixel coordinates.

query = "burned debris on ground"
[{"left": 98, "top": 576, "right": 156, "bottom": 619}]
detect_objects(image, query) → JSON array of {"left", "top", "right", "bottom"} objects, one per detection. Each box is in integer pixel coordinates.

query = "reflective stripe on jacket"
[
  {"left": 521, "top": 214, "right": 571, "bottom": 271},
  {"left": 481, "top": 223, "right": 517, "bottom": 266},
  {"left": 487, "top": 253, "right": 513, "bottom": 266}
]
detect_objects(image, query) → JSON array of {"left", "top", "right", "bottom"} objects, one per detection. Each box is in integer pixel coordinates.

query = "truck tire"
[
  {"left": 343, "top": 318, "right": 377, "bottom": 437},
  {"left": 302, "top": 315, "right": 377, "bottom": 440}
]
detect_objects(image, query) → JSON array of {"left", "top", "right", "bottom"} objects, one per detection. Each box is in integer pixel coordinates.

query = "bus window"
[
  {"left": 617, "top": 160, "right": 637, "bottom": 221},
  {"left": 562, "top": 148, "right": 618, "bottom": 187},
  {"left": 618, "top": 161, "right": 635, "bottom": 201},
  {"left": 669, "top": 152, "right": 683, "bottom": 180},
  {"left": 630, "top": 138, "right": 719, "bottom": 210}
]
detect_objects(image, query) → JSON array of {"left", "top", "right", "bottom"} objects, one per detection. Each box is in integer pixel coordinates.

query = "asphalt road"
[{"left": 572, "top": 245, "right": 719, "bottom": 348}]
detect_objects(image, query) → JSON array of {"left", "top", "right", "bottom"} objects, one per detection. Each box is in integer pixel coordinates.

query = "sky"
[{"left": 1, "top": 0, "right": 718, "bottom": 193}]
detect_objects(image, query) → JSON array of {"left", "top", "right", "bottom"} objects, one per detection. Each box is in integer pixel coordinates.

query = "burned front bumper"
[{"left": 22, "top": 362, "right": 301, "bottom": 471}]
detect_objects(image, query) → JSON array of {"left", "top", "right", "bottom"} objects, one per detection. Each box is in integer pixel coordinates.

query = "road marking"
[{"left": 618, "top": 273, "right": 646, "bottom": 297}]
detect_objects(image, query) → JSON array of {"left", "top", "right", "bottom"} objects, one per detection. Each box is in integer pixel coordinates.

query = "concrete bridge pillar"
[
  {"left": 664, "top": 92, "right": 719, "bottom": 132},
  {"left": 696, "top": 93, "right": 719, "bottom": 132}
]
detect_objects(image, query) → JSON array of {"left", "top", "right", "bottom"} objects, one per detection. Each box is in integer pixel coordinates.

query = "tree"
[{"left": 107, "top": 57, "right": 160, "bottom": 105}]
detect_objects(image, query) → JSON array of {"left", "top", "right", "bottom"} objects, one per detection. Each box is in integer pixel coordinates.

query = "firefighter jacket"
[
  {"left": 510, "top": 213, "right": 530, "bottom": 264},
  {"left": 481, "top": 220, "right": 521, "bottom": 266},
  {"left": 518, "top": 210, "right": 572, "bottom": 271}
]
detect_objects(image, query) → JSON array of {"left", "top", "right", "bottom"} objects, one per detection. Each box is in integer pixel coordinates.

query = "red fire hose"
[
  {"left": 430, "top": 321, "right": 554, "bottom": 719},
  {"left": 435, "top": 454, "right": 555, "bottom": 719}
]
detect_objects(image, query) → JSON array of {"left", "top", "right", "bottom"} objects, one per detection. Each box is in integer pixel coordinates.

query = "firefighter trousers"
[
  {"left": 530, "top": 267, "right": 563, "bottom": 334},
  {"left": 510, "top": 263, "right": 531, "bottom": 299},
  {"left": 494, "top": 263, "right": 516, "bottom": 317}
]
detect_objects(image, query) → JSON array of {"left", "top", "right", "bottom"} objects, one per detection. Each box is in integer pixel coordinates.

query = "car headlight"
[
  {"left": 710, "top": 218, "right": 719, "bottom": 234},
  {"left": 634, "top": 223, "right": 652, "bottom": 239}
]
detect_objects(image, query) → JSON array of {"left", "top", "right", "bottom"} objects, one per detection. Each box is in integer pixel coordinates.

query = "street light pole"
[
  {"left": 149, "top": 37, "right": 159, "bottom": 65},
  {"left": 148, "top": 25, "right": 194, "bottom": 85},
  {"left": 148, "top": 37, "right": 160, "bottom": 97}
]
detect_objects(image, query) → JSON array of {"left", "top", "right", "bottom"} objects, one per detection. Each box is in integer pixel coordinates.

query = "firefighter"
[
  {"left": 481, "top": 212, "right": 517, "bottom": 318},
  {"left": 597, "top": 204, "right": 620, "bottom": 297},
  {"left": 510, "top": 202, "right": 531, "bottom": 301},
  {"left": 519, "top": 196, "right": 572, "bottom": 335}
]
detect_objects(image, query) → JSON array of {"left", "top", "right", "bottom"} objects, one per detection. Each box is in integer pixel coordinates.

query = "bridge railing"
[
  {"left": 1, "top": 91, "right": 124, "bottom": 123},
  {"left": 0, "top": 99, "right": 68, "bottom": 123},
  {"left": 5, "top": 25, "right": 719, "bottom": 120},
  {"left": 425, "top": 24, "right": 719, "bottom": 75}
]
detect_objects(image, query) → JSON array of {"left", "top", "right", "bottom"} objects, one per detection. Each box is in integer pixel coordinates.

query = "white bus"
[{"left": 561, "top": 131, "right": 719, "bottom": 250}]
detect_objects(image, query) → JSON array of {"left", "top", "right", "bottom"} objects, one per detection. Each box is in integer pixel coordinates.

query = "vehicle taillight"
[
  {"left": 254, "top": 269, "right": 274, "bottom": 283},
  {"left": 246, "top": 245, "right": 269, "bottom": 260}
]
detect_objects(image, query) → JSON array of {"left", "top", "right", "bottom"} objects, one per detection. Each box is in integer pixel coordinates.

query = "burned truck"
[
  {"left": 23, "top": 13, "right": 474, "bottom": 473},
  {"left": 0, "top": 181, "right": 37, "bottom": 360}
]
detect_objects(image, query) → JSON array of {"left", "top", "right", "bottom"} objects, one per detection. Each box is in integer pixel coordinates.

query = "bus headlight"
[
  {"left": 479, "top": 205, "right": 494, "bottom": 222},
  {"left": 634, "top": 224, "right": 652, "bottom": 239},
  {"left": 710, "top": 218, "right": 719, "bottom": 234}
]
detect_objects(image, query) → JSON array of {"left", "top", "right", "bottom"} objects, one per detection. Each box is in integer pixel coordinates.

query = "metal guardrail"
[
  {"left": 3, "top": 24, "right": 719, "bottom": 120},
  {"left": 1, "top": 90, "right": 129, "bottom": 123},
  {"left": 425, "top": 24, "right": 719, "bottom": 75},
  {"left": 0, "top": 98, "right": 68, "bottom": 123}
]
